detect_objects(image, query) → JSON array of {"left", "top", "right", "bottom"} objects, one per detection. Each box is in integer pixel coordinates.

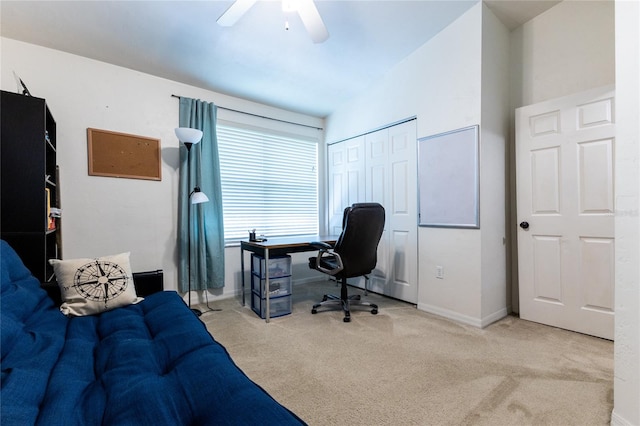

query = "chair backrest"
[{"left": 333, "top": 203, "right": 385, "bottom": 278}]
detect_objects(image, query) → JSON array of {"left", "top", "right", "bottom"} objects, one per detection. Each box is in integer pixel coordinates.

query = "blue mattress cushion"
[
  {"left": 1, "top": 240, "right": 68, "bottom": 425},
  {"left": 1, "top": 241, "right": 305, "bottom": 425}
]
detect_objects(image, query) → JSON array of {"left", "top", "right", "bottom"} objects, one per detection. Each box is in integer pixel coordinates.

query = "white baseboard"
[
  {"left": 481, "top": 307, "right": 509, "bottom": 327},
  {"left": 611, "top": 409, "right": 635, "bottom": 426},
  {"left": 417, "top": 303, "right": 508, "bottom": 328}
]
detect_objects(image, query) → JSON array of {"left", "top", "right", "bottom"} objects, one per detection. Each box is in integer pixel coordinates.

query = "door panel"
[
  {"left": 579, "top": 237, "right": 614, "bottom": 313},
  {"left": 372, "top": 228, "right": 390, "bottom": 288},
  {"left": 516, "top": 86, "right": 615, "bottom": 340},
  {"left": 327, "top": 137, "right": 365, "bottom": 235},
  {"left": 366, "top": 128, "right": 389, "bottom": 290},
  {"left": 392, "top": 161, "right": 409, "bottom": 214},
  {"left": 369, "top": 164, "right": 386, "bottom": 205},
  {"left": 365, "top": 121, "right": 418, "bottom": 302},
  {"left": 391, "top": 230, "right": 410, "bottom": 284},
  {"left": 532, "top": 235, "right": 563, "bottom": 303},
  {"left": 329, "top": 120, "right": 417, "bottom": 303},
  {"left": 386, "top": 122, "right": 417, "bottom": 302},
  {"left": 531, "top": 147, "right": 560, "bottom": 214},
  {"left": 366, "top": 129, "right": 389, "bottom": 206},
  {"left": 578, "top": 139, "right": 614, "bottom": 214}
]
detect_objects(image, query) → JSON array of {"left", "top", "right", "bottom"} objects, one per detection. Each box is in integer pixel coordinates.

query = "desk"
[{"left": 240, "top": 235, "right": 337, "bottom": 322}]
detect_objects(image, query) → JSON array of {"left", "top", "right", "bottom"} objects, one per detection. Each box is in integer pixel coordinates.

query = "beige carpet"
[{"left": 199, "top": 281, "right": 613, "bottom": 426}]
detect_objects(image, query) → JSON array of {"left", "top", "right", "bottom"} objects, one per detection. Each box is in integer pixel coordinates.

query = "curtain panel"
[{"left": 178, "top": 97, "right": 225, "bottom": 291}]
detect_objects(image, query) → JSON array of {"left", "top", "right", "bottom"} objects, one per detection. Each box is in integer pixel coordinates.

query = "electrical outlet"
[{"left": 436, "top": 265, "right": 444, "bottom": 279}]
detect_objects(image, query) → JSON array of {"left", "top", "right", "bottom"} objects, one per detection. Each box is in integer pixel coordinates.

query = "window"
[{"left": 217, "top": 123, "right": 319, "bottom": 242}]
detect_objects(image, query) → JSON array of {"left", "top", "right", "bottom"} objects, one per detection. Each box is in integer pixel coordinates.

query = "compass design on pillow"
[{"left": 73, "top": 260, "right": 129, "bottom": 307}]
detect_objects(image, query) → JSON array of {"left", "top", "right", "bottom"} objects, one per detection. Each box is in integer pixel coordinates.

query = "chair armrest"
[
  {"left": 313, "top": 249, "right": 344, "bottom": 276},
  {"left": 310, "top": 241, "right": 333, "bottom": 250},
  {"left": 316, "top": 252, "right": 343, "bottom": 275}
]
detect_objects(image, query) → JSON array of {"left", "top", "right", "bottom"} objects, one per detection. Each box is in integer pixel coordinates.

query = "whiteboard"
[{"left": 418, "top": 125, "right": 479, "bottom": 228}]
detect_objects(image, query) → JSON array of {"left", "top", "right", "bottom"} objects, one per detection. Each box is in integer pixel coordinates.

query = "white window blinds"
[{"left": 217, "top": 123, "right": 319, "bottom": 242}]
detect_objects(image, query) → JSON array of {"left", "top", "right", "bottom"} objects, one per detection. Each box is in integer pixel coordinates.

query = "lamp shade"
[
  {"left": 191, "top": 188, "right": 210, "bottom": 204},
  {"left": 175, "top": 127, "right": 203, "bottom": 144}
]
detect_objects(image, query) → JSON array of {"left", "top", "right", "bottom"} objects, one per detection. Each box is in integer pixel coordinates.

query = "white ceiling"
[{"left": 0, "top": 1, "right": 560, "bottom": 117}]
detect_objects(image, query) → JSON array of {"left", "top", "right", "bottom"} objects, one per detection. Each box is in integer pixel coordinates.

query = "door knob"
[{"left": 519, "top": 221, "right": 529, "bottom": 230}]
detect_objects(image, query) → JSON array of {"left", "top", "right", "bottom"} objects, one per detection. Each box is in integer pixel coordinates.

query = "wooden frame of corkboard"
[{"left": 87, "top": 128, "right": 161, "bottom": 181}]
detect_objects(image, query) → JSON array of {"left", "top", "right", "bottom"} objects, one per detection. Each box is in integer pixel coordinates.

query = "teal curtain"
[{"left": 178, "top": 97, "right": 225, "bottom": 291}]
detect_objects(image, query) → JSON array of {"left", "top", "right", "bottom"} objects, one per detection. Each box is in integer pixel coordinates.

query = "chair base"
[{"left": 311, "top": 279, "right": 378, "bottom": 322}]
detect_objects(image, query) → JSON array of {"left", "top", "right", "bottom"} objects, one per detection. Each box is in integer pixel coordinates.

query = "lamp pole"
[
  {"left": 188, "top": 186, "right": 209, "bottom": 317},
  {"left": 175, "top": 128, "right": 208, "bottom": 317},
  {"left": 186, "top": 142, "right": 200, "bottom": 316}
]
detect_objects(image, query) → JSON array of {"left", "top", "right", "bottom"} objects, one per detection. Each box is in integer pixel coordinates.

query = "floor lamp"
[{"left": 175, "top": 127, "right": 210, "bottom": 316}]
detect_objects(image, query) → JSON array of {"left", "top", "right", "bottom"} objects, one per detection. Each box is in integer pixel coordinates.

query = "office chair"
[{"left": 308, "top": 203, "right": 385, "bottom": 322}]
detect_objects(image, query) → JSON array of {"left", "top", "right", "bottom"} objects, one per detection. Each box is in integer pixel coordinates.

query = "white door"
[
  {"left": 516, "top": 86, "right": 615, "bottom": 340},
  {"left": 327, "top": 137, "right": 365, "bottom": 235},
  {"left": 365, "top": 120, "right": 418, "bottom": 303}
]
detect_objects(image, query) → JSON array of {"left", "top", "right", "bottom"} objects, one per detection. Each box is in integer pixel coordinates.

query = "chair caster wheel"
[
  {"left": 371, "top": 309, "right": 378, "bottom": 315},
  {"left": 311, "top": 309, "right": 317, "bottom": 314},
  {"left": 343, "top": 316, "right": 351, "bottom": 323}
]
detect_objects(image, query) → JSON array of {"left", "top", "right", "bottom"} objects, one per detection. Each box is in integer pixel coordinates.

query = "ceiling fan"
[{"left": 217, "top": 0, "right": 329, "bottom": 44}]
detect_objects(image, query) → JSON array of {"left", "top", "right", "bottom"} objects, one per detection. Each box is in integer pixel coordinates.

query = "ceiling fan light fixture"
[{"left": 217, "top": 0, "right": 328, "bottom": 43}]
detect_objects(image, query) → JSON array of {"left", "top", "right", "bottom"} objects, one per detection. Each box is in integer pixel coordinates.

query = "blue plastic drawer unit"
[
  {"left": 251, "top": 254, "right": 292, "bottom": 279},
  {"left": 251, "top": 293, "right": 292, "bottom": 319},
  {"left": 251, "top": 275, "right": 292, "bottom": 298}
]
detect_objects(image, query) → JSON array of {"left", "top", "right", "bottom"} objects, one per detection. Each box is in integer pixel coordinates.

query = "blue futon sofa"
[{"left": 0, "top": 240, "right": 305, "bottom": 425}]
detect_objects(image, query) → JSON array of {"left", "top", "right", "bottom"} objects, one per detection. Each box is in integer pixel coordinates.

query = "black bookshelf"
[{"left": 1, "top": 90, "right": 61, "bottom": 282}]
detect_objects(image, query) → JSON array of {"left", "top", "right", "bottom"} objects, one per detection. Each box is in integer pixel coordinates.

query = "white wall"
[
  {"left": 326, "top": 3, "right": 483, "bottom": 325},
  {"left": 480, "top": 4, "right": 510, "bottom": 323},
  {"left": 0, "top": 37, "right": 325, "bottom": 301},
  {"left": 326, "top": 3, "right": 510, "bottom": 327},
  {"left": 509, "top": 0, "right": 615, "bottom": 108},
  {"left": 612, "top": 1, "right": 640, "bottom": 424},
  {"left": 325, "top": 4, "right": 482, "bottom": 144}
]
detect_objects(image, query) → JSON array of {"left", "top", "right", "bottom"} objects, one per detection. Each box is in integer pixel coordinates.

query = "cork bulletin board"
[{"left": 87, "top": 128, "right": 161, "bottom": 181}]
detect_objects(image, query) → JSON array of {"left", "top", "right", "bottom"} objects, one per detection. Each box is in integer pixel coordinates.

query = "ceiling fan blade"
[
  {"left": 217, "top": 0, "right": 257, "bottom": 27},
  {"left": 296, "top": 0, "right": 329, "bottom": 43}
]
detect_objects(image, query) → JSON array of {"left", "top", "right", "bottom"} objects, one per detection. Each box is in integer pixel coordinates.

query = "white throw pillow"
[{"left": 49, "top": 252, "right": 143, "bottom": 316}]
